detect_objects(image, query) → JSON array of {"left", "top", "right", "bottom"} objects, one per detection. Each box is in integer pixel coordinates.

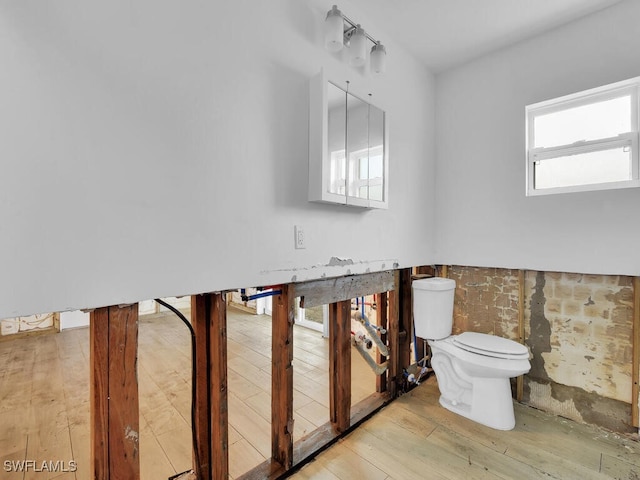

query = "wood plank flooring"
[
  {"left": 2, "top": 307, "right": 640, "bottom": 480},
  {"left": 291, "top": 378, "right": 640, "bottom": 480},
  {"left": 0, "top": 307, "right": 376, "bottom": 480}
]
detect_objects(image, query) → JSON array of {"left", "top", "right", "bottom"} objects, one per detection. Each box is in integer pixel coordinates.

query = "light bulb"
[
  {"left": 349, "top": 25, "right": 367, "bottom": 67},
  {"left": 370, "top": 42, "right": 386, "bottom": 75},
  {"left": 324, "top": 5, "right": 344, "bottom": 52}
]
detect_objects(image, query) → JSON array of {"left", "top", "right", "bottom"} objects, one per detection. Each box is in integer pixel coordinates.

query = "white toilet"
[{"left": 412, "top": 277, "right": 530, "bottom": 430}]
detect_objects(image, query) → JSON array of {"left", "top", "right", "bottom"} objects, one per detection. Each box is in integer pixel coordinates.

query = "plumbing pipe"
[
  {"left": 241, "top": 289, "right": 282, "bottom": 302},
  {"left": 354, "top": 312, "right": 389, "bottom": 356},
  {"left": 354, "top": 311, "right": 386, "bottom": 334},
  {"left": 351, "top": 331, "right": 373, "bottom": 349},
  {"left": 353, "top": 340, "right": 388, "bottom": 375}
]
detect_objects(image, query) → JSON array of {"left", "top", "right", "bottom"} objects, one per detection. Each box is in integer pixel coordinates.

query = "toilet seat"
[{"left": 452, "top": 332, "right": 529, "bottom": 360}]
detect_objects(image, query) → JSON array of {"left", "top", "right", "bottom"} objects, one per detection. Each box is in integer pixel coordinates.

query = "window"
[{"left": 526, "top": 77, "right": 640, "bottom": 196}]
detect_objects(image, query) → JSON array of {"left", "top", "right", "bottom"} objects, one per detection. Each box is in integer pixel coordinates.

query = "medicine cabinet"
[{"left": 309, "top": 70, "right": 388, "bottom": 208}]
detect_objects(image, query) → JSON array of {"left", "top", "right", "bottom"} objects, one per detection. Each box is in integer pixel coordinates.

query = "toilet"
[{"left": 412, "top": 277, "right": 530, "bottom": 430}]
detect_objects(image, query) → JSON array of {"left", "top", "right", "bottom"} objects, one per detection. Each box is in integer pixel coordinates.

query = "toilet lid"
[{"left": 453, "top": 332, "right": 529, "bottom": 358}]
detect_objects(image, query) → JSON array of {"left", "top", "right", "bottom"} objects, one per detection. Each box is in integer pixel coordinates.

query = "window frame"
[{"left": 526, "top": 77, "right": 640, "bottom": 196}]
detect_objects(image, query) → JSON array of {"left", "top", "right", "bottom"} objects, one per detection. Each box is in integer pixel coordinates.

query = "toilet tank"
[{"left": 412, "top": 277, "right": 456, "bottom": 340}]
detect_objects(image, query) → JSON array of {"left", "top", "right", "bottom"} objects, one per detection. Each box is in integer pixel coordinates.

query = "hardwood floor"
[
  {"left": 2, "top": 307, "right": 639, "bottom": 480},
  {"left": 291, "top": 378, "right": 640, "bottom": 480},
  {"left": 0, "top": 307, "right": 376, "bottom": 480}
]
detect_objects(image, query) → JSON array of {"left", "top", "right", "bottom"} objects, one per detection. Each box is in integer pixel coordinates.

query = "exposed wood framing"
[
  {"left": 90, "top": 304, "right": 140, "bottom": 480},
  {"left": 517, "top": 270, "right": 526, "bottom": 402},
  {"left": 272, "top": 285, "right": 295, "bottom": 469},
  {"left": 90, "top": 270, "right": 407, "bottom": 479},
  {"left": 294, "top": 271, "right": 395, "bottom": 309},
  {"left": 192, "top": 293, "right": 229, "bottom": 480},
  {"left": 399, "top": 268, "right": 413, "bottom": 370},
  {"left": 329, "top": 300, "right": 352, "bottom": 433},
  {"left": 387, "top": 269, "right": 413, "bottom": 396},
  {"left": 242, "top": 393, "right": 391, "bottom": 480},
  {"left": 375, "top": 292, "right": 388, "bottom": 393},
  {"left": 633, "top": 277, "right": 640, "bottom": 427},
  {"left": 440, "top": 265, "right": 449, "bottom": 278}
]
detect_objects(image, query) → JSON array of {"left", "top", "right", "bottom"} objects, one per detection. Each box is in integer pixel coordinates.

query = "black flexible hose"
[{"left": 154, "top": 298, "right": 200, "bottom": 478}]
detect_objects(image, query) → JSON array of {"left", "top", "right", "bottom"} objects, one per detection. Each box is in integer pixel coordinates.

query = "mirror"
[
  {"left": 327, "top": 83, "right": 346, "bottom": 197},
  {"left": 346, "top": 91, "right": 370, "bottom": 201},
  {"left": 368, "top": 104, "right": 385, "bottom": 202},
  {"left": 309, "top": 70, "right": 388, "bottom": 208}
]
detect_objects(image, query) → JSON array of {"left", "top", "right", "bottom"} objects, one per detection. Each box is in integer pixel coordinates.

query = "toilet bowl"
[
  {"left": 428, "top": 332, "right": 530, "bottom": 430},
  {"left": 412, "top": 278, "right": 531, "bottom": 430}
]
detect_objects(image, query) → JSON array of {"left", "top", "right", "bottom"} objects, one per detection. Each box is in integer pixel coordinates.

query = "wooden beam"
[
  {"left": 90, "top": 304, "right": 140, "bottom": 480},
  {"left": 192, "top": 293, "right": 229, "bottom": 480},
  {"left": 294, "top": 271, "right": 395, "bottom": 309},
  {"left": 375, "top": 292, "right": 388, "bottom": 393},
  {"left": 399, "top": 268, "right": 413, "bottom": 371},
  {"left": 329, "top": 300, "right": 351, "bottom": 433},
  {"left": 272, "top": 285, "right": 295, "bottom": 469},
  {"left": 517, "top": 270, "right": 526, "bottom": 402},
  {"left": 388, "top": 273, "right": 401, "bottom": 397},
  {"left": 210, "top": 293, "right": 229, "bottom": 479},
  {"left": 192, "top": 294, "right": 211, "bottom": 480},
  {"left": 90, "top": 307, "right": 110, "bottom": 480},
  {"left": 633, "top": 277, "right": 640, "bottom": 427}
]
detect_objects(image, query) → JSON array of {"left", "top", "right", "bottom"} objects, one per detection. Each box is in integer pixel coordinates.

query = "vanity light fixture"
[{"left": 323, "top": 4, "right": 387, "bottom": 74}]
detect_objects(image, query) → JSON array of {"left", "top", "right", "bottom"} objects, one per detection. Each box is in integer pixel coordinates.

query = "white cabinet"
[{"left": 309, "top": 71, "right": 388, "bottom": 208}]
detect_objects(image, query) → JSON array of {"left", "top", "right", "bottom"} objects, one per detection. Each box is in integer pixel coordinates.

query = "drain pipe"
[
  {"left": 353, "top": 339, "right": 388, "bottom": 375},
  {"left": 354, "top": 311, "right": 388, "bottom": 357}
]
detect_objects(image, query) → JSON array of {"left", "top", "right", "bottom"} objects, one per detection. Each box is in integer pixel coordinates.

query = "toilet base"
[{"left": 438, "top": 376, "right": 516, "bottom": 430}]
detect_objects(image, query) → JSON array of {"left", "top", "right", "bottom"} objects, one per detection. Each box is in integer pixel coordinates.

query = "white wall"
[
  {"left": 60, "top": 310, "right": 89, "bottom": 330},
  {"left": 435, "top": 0, "right": 640, "bottom": 276},
  {"left": 0, "top": 0, "right": 436, "bottom": 319}
]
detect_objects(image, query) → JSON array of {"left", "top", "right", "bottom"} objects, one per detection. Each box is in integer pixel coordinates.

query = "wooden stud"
[
  {"left": 517, "top": 270, "right": 526, "bottom": 402},
  {"left": 399, "top": 268, "right": 413, "bottom": 371},
  {"left": 192, "top": 294, "right": 212, "bottom": 480},
  {"left": 375, "top": 292, "right": 388, "bottom": 393},
  {"left": 211, "top": 293, "right": 229, "bottom": 480},
  {"left": 388, "top": 273, "right": 401, "bottom": 397},
  {"left": 329, "top": 300, "right": 351, "bottom": 433},
  {"left": 632, "top": 277, "right": 640, "bottom": 427},
  {"left": 192, "top": 293, "right": 229, "bottom": 480},
  {"left": 90, "top": 304, "right": 140, "bottom": 480},
  {"left": 272, "top": 285, "right": 295, "bottom": 469},
  {"left": 90, "top": 307, "right": 110, "bottom": 480}
]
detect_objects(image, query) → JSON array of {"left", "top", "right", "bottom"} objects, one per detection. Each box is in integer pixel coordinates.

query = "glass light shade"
[
  {"left": 370, "top": 42, "right": 386, "bottom": 75},
  {"left": 324, "top": 5, "right": 344, "bottom": 52},
  {"left": 349, "top": 25, "right": 367, "bottom": 67}
]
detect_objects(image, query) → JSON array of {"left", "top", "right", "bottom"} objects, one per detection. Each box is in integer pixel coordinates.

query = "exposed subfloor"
[
  {"left": 0, "top": 308, "right": 376, "bottom": 479},
  {"left": 291, "top": 377, "right": 640, "bottom": 480}
]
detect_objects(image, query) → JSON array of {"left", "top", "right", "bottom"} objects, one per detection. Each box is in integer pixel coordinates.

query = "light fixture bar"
[
  {"left": 324, "top": 5, "right": 387, "bottom": 74},
  {"left": 341, "top": 13, "right": 380, "bottom": 46}
]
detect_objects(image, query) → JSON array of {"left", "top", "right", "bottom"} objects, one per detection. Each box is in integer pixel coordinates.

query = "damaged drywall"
[
  {"left": 528, "top": 271, "right": 552, "bottom": 382},
  {"left": 448, "top": 266, "right": 635, "bottom": 434}
]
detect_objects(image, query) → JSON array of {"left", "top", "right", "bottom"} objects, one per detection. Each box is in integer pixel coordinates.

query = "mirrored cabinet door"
[
  {"left": 309, "top": 70, "right": 388, "bottom": 209},
  {"left": 327, "top": 82, "right": 347, "bottom": 198},
  {"left": 367, "top": 104, "right": 387, "bottom": 206},
  {"left": 346, "top": 91, "right": 370, "bottom": 207}
]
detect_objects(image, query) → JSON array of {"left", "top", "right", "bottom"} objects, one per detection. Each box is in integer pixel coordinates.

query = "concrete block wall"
[{"left": 447, "top": 266, "right": 636, "bottom": 433}]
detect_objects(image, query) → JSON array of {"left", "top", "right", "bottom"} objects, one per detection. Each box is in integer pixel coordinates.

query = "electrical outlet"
[{"left": 294, "top": 225, "right": 306, "bottom": 249}]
